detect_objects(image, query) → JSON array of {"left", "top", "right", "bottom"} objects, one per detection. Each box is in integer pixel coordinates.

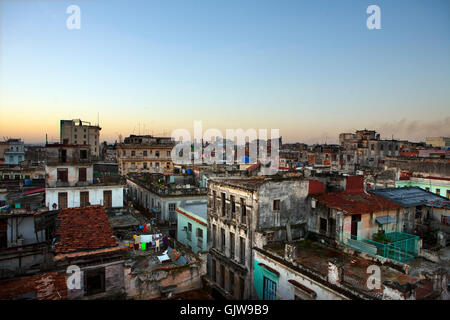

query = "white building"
[
  {"left": 4, "top": 139, "right": 25, "bottom": 165},
  {"left": 44, "top": 144, "right": 123, "bottom": 209}
]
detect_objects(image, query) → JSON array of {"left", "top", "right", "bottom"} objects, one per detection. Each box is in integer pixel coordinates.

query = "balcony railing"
[{"left": 341, "top": 232, "right": 419, "bottom": 262}]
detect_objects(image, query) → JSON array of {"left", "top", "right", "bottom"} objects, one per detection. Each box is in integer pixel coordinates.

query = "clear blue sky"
[{"left": 0, "top": 0, "right": 449, "bottom": 144}]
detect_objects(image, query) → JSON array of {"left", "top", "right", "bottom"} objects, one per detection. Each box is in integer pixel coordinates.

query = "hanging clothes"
[{"left": 140, "top": 234, "right": 152, "bottom": 243}]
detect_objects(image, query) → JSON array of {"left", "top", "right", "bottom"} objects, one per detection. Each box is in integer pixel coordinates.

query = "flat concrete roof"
[
  {"left": 178, "top": 203, "right": 207, "bottom": 220},
  {"left": 370, "top": 187, "right": 450, "bottom": 209}
]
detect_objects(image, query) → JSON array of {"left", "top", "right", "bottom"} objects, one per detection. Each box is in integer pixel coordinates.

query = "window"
[
  {"left": 60, "top": 149, "right": 67, "bottom": 163},
  {"left": 57, "top": 168, "right": 68, "bottom": 182},
  {"left": 155, "top": 151, "right": 160, "bottom": 157},
  {"left": 80, "top": 149, "right": 87, "bottom": 159},
  {"left": 80, "top": 191, "right": 89, "bottom": 207},
  {"left": 85, "top": 267, "right": 105, "bottom": 296},
  {"left": 436, "top": 189, "right": 440, "bottom": 195},
  {"left": 213, "top": 191, "right": 216, "bottom": 211},
  {"left": 197, "top": 228, "right": 203, "bottom": 248},
  {"left": 168, "top": 203, "right": 176, "bottom": 221},
  {"left": 221, "top": 193, "right": 226, "bottom": 216},
  {"left": 221, "top": 228, "right": 226, "bottom": 252},
  {"left": 167, "top": 151, "right": 170, "bottom": 157},
  {"left": 240, "top": 237, "right": 245, "bottom": 264},
  {"left": 273, "top": 199, "right": 280, "bottom": 211},
  {"left": 231, "top": 195, "right": 236, "bottom": 218},
  {"left": 143, "top": 150, "right": 147, "bottom": 156},
  {"left": 230, "top": 232, "right": 235, "bottom": 259},
  {"left": 103, "top": 190, "right": 112, "bottom": 208},
  {"left": 241, "top": 198, "right": 246, "bottom": 224},
  {"left": 187, "top": 223, "right": 192, "bottom": 241},
  {"left": 229, "top": 271, "right": 235, "bottom": 295},
  {"left": 122, "top": 150, "right": 126, "bottom": 156},
  {"left": 212, "top": 225, "right": 217, "bottom": 248},
  {"left": 239, "top": 277, "right": 245, "bottom": 299},
  {"left": 211, "top": 259, "right": 216, "bottom": 282},
  {"left": 447, "top": 190, "right": 450, "bottom": 199},
  {"left": 0, "top": 219, "right": 8, "bottom": 248},
  {"left": 220, "top": 264, "right": 225, "bottom": 288},
  {"left": 58, "top": 192, "right": 68, "bottom": 209},
  {"left": 263, "top": 276, "right": 277, "bottom": 300},
  {"left": 425, "top": 187, "right": 430, "bottom": 192},
  {"left": 319, "top": 217, "right": 328, "bottom": 233},
  {"left": 143, "top": 162, "right": 147, "bottom": 169},
  {"left": 131, "top": 150, "right": 135, "bottom": 157},
  {"left": 79, "top": 168, "right": 87, "bottom": 182}
]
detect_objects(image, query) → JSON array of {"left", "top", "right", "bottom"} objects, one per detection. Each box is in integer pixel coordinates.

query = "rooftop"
[
  {"left": 370, "top": 187, "right": 450, "bottom": 209},
  {"left": 312, "top": 191, "right": 401, "bottom": 215},
  {"left": 177, "top": 202, "right": 207, "bottom": 221},
  {"left": 262, "top": 239, "right": 438, "bottom": 300},
  {"left": 54, "top": 205, "right": 124, "bottom": 259}
]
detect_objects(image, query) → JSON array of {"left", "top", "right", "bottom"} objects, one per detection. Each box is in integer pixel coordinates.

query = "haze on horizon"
[{"left": 0, "top": 0, "right": 449, "bottom": 145}]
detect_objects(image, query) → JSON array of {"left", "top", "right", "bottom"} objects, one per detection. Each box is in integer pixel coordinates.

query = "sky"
[{"left": 0, "top": 0, "right": 449, "bottom": 144}]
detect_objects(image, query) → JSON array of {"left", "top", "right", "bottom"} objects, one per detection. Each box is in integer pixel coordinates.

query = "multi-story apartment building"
[
  {"left": 44, "top": 143, "right": 123, "bottom": 209},
  {"left": 115, "top": 135, "right": 175, "bottom": 175},
  {"left": 206, "top": 176, "right": 311, "bottom": 300},
  {"left": 4, "top": 139, "right": 25, "bottom": 165},
  {"left": 60, "top": 119, "right": 101, "bottom": 157},
  {"left": 339, "top": 130, "right": 400, "bottom": 170}
]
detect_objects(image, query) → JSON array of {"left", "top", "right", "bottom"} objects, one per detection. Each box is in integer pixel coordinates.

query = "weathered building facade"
[{"left": 205, "top": 176, "right": 311, "bottom": 300}]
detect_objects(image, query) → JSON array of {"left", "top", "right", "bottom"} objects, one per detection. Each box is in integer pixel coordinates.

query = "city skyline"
[{"left": 1, "top": 0, "right": 449, "bottom": 144}]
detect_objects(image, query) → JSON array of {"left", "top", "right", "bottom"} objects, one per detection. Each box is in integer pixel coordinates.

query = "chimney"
[
  {"left": 308, "top": 180, "right": 325, "bottom": 195},
  {"left": 345, "top": 176, "right": 364, "bottom": 194},
  {"left": 328, "top": 259, "right": 344, "bottom": 286},
  {"left": 284, "top": 243, "right": 297, "bottom": 263}
]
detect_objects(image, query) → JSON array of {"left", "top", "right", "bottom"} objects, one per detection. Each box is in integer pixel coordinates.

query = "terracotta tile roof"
[
  {"left": 313, "top": 192, "right": 401, "bottom": 215},
  {"left": 55, "top": 205, "right": 119, "bottom": 255}
]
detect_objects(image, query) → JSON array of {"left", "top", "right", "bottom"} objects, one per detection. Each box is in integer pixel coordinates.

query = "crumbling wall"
[
  {"left": 0, "top": 271, "right": 67, "bottom": 300},
  {"left": 125, "top": 264, "right": 203, "bottom": 300},
  {"left": 257, "top": 180, "right": 309, "bottom": 235}
]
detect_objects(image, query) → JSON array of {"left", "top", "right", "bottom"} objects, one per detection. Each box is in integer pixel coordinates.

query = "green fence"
[{"left": 342, "top": 232, "right": 419, "bottom": 263}]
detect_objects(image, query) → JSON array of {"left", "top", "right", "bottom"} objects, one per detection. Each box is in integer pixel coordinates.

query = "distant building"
[
  {"left": 339, "top": 130, "right": 400, "bottom": 170},
  {"left": 60, "top": 119, "right": 101, "bottom": 157},
  {"left": 4, "top": 139, "right": 25, "bottom": 165},
  {"left": 396, "top": 175, "right": 450, "bottom": 198},
  {"left": 176, "top": 202, "right": 208, "bottom": 253},
  {"left": 115, "top": 135, "right": 175, "bottom": 175},
  {"left": 426, "top": 137, "right": 450, "bottom": 148}
]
